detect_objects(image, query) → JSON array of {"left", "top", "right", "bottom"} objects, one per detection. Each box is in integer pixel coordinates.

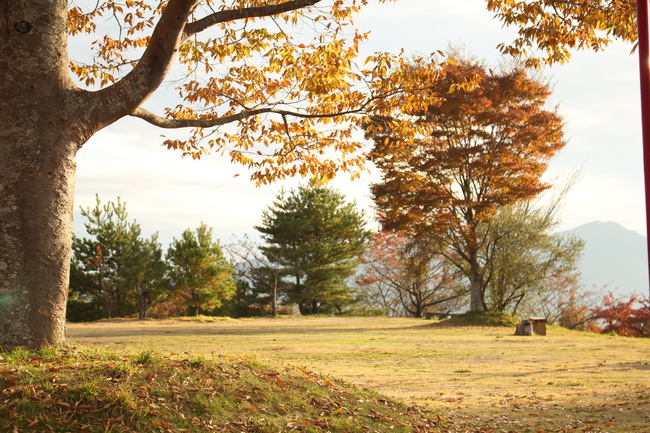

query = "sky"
[{"left": 72, "top": 0, "right": 646, "bottom": 247}]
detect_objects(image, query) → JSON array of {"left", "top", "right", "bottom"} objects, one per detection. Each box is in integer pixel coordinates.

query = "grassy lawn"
[{"left": 67, "top": 316, "right": 650, "bottom": 432}]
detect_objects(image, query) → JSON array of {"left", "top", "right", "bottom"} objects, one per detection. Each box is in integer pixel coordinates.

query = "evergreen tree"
[
  {"left": 256, "top": 184, "right": 370, "bottom": 315},
  {"left": 69, "top": 196, "right": 166, "bottom": 320},
  {"left": 166, "top": 224, "right": 236, "bottom": 316}
]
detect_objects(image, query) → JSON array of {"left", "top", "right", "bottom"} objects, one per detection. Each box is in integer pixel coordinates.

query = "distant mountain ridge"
[{"left": 566, "top": 221, "right": 649, "bottom": 296}]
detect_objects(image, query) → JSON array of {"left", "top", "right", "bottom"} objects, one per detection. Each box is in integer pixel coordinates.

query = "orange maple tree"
[{"left": 365, "top": 56, "right": 566, "bottom": 311}]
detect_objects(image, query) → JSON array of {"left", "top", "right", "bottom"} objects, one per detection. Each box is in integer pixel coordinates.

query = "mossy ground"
[{"left": 1, "top": 346, "right": 455, "bottom": 433}]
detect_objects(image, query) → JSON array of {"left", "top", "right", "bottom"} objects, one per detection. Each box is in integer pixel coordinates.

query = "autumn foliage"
[
  {"left": 593, "top": 293, "right": 650, "bottom": 338},
  {"left": 366, "top": 56, "right": 566, "bottom": 311},
  {"left": 65, "top": 0, "right": 444, "bottom": 184},
  {"left": 367, "top": 58, "right": 565, "bottom": 234},
  {"left": 486, "top": 0, "right": 638, "bottom": 66}
]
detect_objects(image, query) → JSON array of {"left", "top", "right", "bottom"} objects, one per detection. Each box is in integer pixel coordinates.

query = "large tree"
[
  {"left": 366, "top": 56, "right": 566, "bottom": 312},
  {"left": 0, "top": 0, "right": 444, "bottom": 348},
  {"left": 256, "top": 183, "right": 370, "bottom": 315}
]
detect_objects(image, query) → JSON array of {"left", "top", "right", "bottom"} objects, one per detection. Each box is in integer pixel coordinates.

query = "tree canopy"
[
  {"left": 366, "top": 55, "right": 566, "bottom": 311},
  {"left": 256, "top": 183, "right": 370, "bottom": 315},
  {"left": 63, "top": 0, "right": 448, "bottom": 183}
]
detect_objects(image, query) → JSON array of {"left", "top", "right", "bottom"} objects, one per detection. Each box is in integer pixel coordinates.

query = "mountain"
[{"left": 567, "top": 221, "right": 649, "bottom": 296}]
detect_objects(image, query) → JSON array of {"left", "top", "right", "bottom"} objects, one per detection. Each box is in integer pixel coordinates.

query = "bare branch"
[{"left": 183, "top": 0, "right": 321, "bottom": 41}]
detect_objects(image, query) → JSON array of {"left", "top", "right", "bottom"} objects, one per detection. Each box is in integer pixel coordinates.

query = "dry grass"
[{"left": 68, "top": 316, "right": 650, "bottom": 432}]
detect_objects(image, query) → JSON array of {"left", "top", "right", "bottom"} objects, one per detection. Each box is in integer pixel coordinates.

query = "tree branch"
[
  {"left": 183, "top": 0, "right": 322, "bottom": 41},
  {"left": 130, "top": 103, "right": 367, "bottom": 129},
  {"left": 90, "top": 0, "right": 199, "bottom": 129}
]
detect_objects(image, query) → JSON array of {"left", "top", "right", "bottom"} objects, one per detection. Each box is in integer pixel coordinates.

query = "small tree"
[
  {"left": 256, "top": 183, "right": 370, "bottom": 315},
  {"left": 166, "top": 224, "right": 236, "bottom": 316},
  {"left": 226, "top": 235, "right": 288, "bottom": 316},
  {"left": 478, "top": 199, "right": 584, "bottom": 314},
  {"left": 69, "top": 196, "right": 166, "bottom": 320},
  {"left": 356, "top": 232, "right": 465, "bottom": 318},
  {"left": 366, "top": 54, "right": 566, "bottom": 312}
]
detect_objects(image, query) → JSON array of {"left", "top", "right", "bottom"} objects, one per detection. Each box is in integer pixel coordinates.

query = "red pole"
[{"left": 638, "top": 0, "right": 650, "bottom": 298}]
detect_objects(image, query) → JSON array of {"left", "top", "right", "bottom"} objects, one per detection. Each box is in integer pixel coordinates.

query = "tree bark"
[
  {"left": 0, "top": 0, "right": 87, "bottom": 348},
  {"left": 468, "top": 250, "right": 484, "bottom": 312},
  {"left": 0, "top": 0, "right": 195, "bottom": 348}
]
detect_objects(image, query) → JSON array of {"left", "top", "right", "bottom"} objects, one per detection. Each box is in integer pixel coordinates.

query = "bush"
[{"left": 442, "top": 311, "right": 519, "bottom": 327}]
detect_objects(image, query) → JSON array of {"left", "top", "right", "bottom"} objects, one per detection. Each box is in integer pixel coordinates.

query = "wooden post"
[{"left": 637, "top": 0, "right": 650, "bottom": 297}]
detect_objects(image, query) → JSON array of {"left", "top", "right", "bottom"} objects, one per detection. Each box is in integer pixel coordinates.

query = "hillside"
[
  {"left": 568, "top": 221, "right": 649, "bottom": 296},
  {"left": 1, "top": 346, "right": 448, "bottom": 433}
]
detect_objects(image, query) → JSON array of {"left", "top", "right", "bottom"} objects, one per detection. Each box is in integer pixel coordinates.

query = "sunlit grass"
[
  {"left": 1, "top": 345, "right": 448, "bottom": 433},
  {"left": 67, "top": 316, "right": 650, "bottom": 432}
]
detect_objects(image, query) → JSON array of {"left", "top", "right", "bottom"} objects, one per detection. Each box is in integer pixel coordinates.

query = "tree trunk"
[
  {"left": 0, "top": 0, "right": 195, "bottom": 348},
  {"left": 271, "top": 276, "right": 278, "bottom": 317},
  {"left": 468, "top": 251, "right": 484, "bottom": 312},
  {"left": 0, "top": 0, "right": 88, "bottom": 348}
]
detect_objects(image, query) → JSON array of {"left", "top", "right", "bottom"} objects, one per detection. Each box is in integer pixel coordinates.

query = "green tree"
[
  {"left": 256, "top": 184, "right": 370, "bottom": 315},
  {"left": 68, "top": 196, "right": 167, "bottom": 320},
  {"left": 166, "top": 224, "right": 236, "bottom": 316},
  {"left": 478, "top": 198, "right": 584, "bottom": 314}
]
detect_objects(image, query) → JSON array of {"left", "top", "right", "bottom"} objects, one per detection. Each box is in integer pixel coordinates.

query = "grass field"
[{"left": 67, "top": 316, "right": 650, "bottom": 432}]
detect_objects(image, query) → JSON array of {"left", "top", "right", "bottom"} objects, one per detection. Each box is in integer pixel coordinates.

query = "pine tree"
[
  {"left": 166, "top": 224, "right": 236, "bottom": 316},
  {"left": 256, "top": 184, "right": 370, "bottom": 315}
]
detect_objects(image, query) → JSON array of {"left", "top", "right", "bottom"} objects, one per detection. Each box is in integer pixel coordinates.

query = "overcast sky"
[{"left": 72, "top": 0, "right": 645, "bottom": 247}]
